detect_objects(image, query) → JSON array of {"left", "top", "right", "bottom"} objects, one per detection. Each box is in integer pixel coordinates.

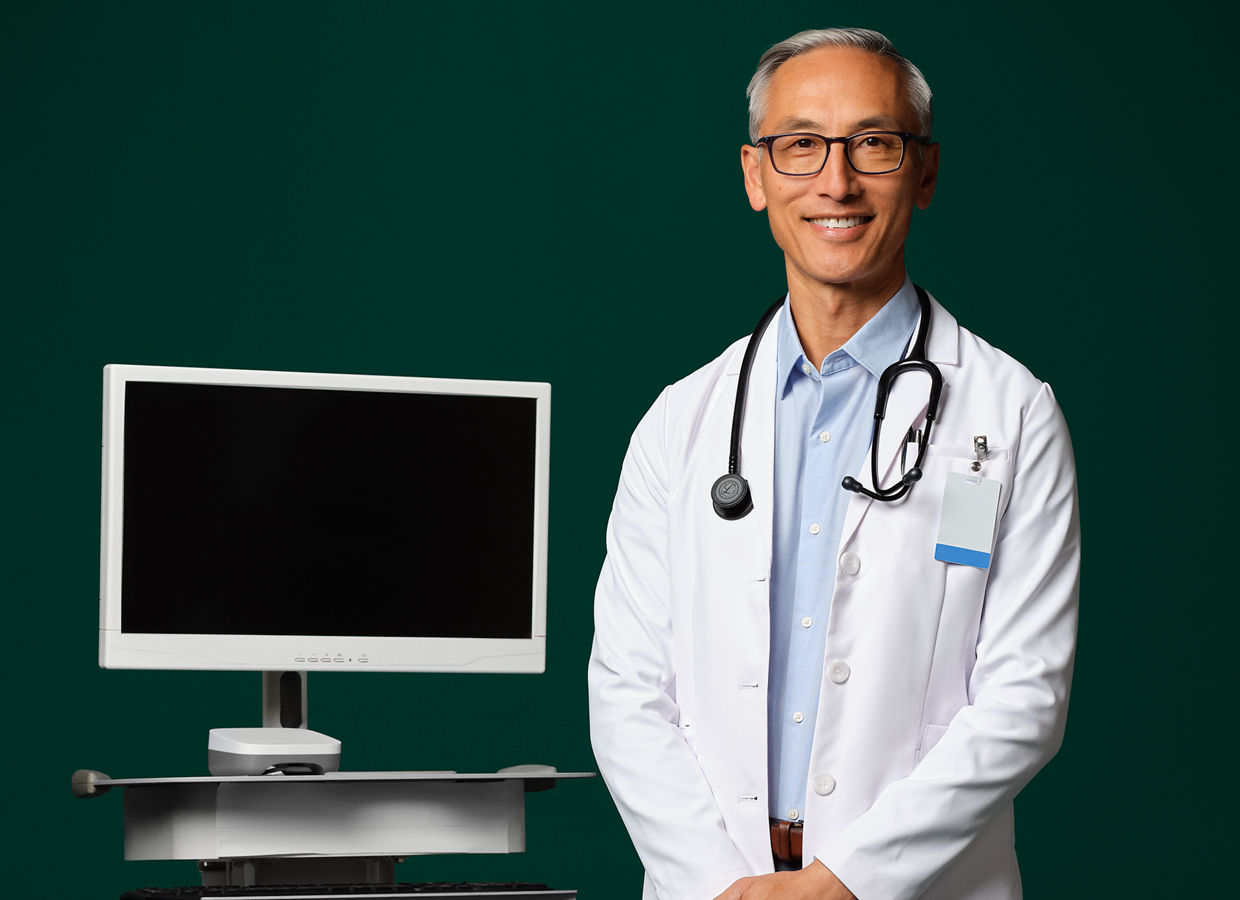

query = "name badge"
[{"left": 934, "top": 472, "right": 1001, "bottom": 569}]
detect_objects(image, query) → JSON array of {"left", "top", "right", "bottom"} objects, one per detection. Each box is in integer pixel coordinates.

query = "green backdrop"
[{"left": 3, "top": 1, "right": 1231, "bottom": 895}]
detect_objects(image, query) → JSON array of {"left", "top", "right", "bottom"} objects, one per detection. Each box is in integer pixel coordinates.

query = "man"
[{"left": 588, "top": 27, "right": 1078, "bottom": 900}]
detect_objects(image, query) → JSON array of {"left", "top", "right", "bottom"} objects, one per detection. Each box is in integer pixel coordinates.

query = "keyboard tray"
[{"left": 121, "top": 884, "right": 576, "bottom": 899}]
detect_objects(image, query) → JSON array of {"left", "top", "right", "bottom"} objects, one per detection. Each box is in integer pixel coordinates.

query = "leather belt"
[{"left": 769, "top": 818, "right": 803, "bottom": 865}]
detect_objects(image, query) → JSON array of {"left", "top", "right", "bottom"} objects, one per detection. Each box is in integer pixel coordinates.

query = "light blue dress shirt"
[{"left": 768, "top": 278, "right": 920, "bottom": 823}]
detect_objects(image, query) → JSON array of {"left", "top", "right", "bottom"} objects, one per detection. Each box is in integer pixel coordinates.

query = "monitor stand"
[
  {"left": 261, "top": 670, "right": 311, "bottom": 728},
  {"left": 207, "top": 671, "right": 342, "bottom": 776}
]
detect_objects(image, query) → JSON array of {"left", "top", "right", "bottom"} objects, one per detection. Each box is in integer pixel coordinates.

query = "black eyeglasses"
[{"left": 756, "top": 131, "right": 930, "bottom": 176}]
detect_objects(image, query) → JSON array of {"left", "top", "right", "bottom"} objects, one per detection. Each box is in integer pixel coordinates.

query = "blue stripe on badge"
[{"left": 934, "top": 543, "right": 992, "bottom": 569}]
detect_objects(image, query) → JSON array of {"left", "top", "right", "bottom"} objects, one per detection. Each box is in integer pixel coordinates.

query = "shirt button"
[
  {"left": 818, "top": 431, "right": 831, "bottom": 443},
  {"left": 809, "top": 523, "right": 821, "bottom": 535},
  {"left": 827, "top": 660, "right": 851, "bottom": 684},
  {"left": 813, "top": 775, "right": 836, "bottom": 796},
  {"left": 801, "top": 616, "right": 813, "bottom": 628},
  {"left": 788, "top": 807, "right": 800, "bottom": 820},
  {"left": 839, "top": 551, "right": 861, "bottom": 576},
  {"left": 792, "top": 711, "right": 805, "bottom": 723},
  {"left": 800, "top": 363, "right": 812, "bottom": 376}
]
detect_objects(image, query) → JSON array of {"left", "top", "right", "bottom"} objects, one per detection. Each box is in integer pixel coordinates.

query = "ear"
[
  {"left": 915, "top": 141, "right": 940, "bottom": 210},
  {"left": 741, "top": 144, "right": 768, "bottom": 212}
]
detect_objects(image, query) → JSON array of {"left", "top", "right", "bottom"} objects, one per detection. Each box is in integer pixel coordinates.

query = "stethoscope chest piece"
[{"left": 711, "top": 473, "right": 753, "bottom": 520}]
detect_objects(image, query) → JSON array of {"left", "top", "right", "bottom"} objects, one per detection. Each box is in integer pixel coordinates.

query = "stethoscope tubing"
[
  {"left": 714, "top": 285, "right": 942, "bottom": 519},
  {"left": 726, "top": 297, "right": 785, "bottom": 476}
]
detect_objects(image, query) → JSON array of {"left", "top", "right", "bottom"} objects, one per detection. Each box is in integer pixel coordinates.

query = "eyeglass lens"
[{"left": 767, "top": 133, "right": 907, "bottom": 175}]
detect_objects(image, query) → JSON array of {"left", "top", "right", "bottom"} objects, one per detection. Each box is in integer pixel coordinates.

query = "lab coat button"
[
  {"left": 839, "top": 552, "right": 861, "bottom": 575},
  {"left": 813, "top": 774, "right": 836, "bottom": 796},
  {"left": 792, "top": 711, "right": 805, "bottom": 723},
  {"left": 827, "top": 660, "right": 850, "bottom": 683}
]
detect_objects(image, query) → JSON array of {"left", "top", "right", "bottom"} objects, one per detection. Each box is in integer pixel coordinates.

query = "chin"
[
  {"left": 805, "top": 265, "right": 879, "bottom": 288},
  {"left": 798, "top": 253, "right": 900, "bottom": 292}
]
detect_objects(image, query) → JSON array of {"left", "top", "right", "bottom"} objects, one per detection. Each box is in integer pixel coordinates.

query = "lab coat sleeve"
[
  {"left": 820, "top": 382, "right": 1080, "bottom": 900},
  {"left": 588, "top": 389, "right": 753, "bottom": 900}
]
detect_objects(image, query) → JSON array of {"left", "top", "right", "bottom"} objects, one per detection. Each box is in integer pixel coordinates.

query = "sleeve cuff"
[
  {"left": 668, "top": 867, "right": 753, "bottom": 900},
  {"left": 815, "top": 852, "right": 897, "bottom": 900}
]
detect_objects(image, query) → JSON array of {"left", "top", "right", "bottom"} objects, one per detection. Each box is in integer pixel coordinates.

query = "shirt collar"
[{"left": 776, "top": 277, "right": 920, "bottom": 395}]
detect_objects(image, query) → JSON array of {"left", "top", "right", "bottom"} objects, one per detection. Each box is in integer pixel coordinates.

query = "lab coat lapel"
[{"left": 840, "top": 296, "right": 959, "bottom": 546}]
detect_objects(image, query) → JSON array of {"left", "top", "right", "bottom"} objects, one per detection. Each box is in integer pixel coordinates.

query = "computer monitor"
[{"left": 99, "top": 364, "right": 550, "bottom": 680}]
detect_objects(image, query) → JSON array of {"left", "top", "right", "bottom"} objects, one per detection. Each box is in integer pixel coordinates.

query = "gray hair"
[{"left": 746, "top": 28, "right": 933, "bottom": 143}]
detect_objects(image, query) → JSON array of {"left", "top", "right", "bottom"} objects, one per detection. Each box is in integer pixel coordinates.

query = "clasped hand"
[{"left": 713, "top": 860, "right": 856, "bottom": 900}]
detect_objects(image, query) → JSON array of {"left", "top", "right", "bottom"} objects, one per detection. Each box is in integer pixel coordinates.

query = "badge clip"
[{"left": 971, "top": 435, "right": 988, "bottom": 472}]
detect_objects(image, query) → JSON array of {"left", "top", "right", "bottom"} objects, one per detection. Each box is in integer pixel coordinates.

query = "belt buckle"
[{"left": 769, "top": 818, "right": 803, "bottom": 865}]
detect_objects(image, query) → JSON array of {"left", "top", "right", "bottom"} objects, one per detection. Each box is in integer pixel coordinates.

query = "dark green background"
[{"left": 3, "top": 1, "right": 1232, "bottom": 896}]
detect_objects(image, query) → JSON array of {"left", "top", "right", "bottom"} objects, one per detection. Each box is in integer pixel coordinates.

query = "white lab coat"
[{"left": 588, "top": 295, "right": 1079, "bottom": 900}]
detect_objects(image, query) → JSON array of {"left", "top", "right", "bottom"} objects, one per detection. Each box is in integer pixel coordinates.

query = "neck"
[{"left": 786, "top": 266, "right": 907, "bottom": 369}]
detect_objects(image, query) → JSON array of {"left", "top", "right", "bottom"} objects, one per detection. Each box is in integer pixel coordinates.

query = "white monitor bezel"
[{"left": 99, "top": 364, "right": 550, "bottom": 673}]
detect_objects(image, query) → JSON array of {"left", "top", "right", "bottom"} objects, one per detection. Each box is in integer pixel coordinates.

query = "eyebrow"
[
  {"left": 769, "top": 114, "right": 907, "bottom": 135},
  {"left": 850, "top": 115, "right": 906, "bottom": 132}
]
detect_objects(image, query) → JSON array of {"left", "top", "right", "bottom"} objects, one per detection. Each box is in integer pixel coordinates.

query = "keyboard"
[{"left": 121, "top": 884, "right": 576, "bottom": 899}]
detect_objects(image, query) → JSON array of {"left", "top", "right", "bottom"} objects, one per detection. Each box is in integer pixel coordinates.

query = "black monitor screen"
[{"left": 120, "top": 381, "right": 537, "bottom": 640}]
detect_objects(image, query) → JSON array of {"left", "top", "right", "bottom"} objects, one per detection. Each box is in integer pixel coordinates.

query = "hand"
[{"left": 712, "top": 860, "right": 856, "bottom": 900}]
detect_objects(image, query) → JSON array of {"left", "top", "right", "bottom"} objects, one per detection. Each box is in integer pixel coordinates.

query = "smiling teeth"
[{"left": 810, "top": 216, "right": 867, "bottom": 228}]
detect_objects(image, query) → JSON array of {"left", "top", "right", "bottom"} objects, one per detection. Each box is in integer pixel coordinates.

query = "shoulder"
[
  {"left": 666, "top": 334, "right": 749, "bottom": 403},
  {"left": 937, "top": 299, "right": 1053, "bottom": 408},
  {"left": 627, "top": 332, "right": 752, "bottom": 467},
  {"left": 935, "top": 301, "right": 1074, "bottom": 470}
]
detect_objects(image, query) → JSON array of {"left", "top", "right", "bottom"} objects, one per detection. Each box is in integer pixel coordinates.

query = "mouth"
[{"left": 805, "top": 215, "right": 874, "bottom": 229}]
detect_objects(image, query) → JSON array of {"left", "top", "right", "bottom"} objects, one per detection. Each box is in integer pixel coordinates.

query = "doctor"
[{"left": 587, "top": 26, "right": 1079, "bottom": 900}]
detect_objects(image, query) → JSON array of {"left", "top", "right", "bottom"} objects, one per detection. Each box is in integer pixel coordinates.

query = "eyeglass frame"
[{"left": 755, "top": 130, "right": 932, "bottom": 176}]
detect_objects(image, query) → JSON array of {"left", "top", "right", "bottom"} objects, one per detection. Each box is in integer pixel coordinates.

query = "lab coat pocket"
[
  {"left": 920, "top": 444, "right": 1011, "bottom": 470},
  {"left": 915, "top": 722, "right": 949, "bottom": 764},
  {"left": 920, "top": 445, "right": 1012, "bottom": 486}
]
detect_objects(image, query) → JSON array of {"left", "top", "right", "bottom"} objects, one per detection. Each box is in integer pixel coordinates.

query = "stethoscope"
[{"left": 710, "top": 285, "right": 943, "bottom": 520}]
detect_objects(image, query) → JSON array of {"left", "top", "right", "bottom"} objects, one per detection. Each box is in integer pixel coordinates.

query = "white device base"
[{"left": 208, "top": 727, "right": 341, "bottom": 776}]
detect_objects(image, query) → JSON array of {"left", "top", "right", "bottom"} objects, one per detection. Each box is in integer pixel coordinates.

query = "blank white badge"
[{"left": 934, "top": 472, "right": 1001, "bottom": 569}]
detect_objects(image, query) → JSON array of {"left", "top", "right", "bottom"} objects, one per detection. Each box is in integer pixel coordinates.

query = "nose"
[{"left": 814, "top": 140, "right": 861, "bottom": 201}]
